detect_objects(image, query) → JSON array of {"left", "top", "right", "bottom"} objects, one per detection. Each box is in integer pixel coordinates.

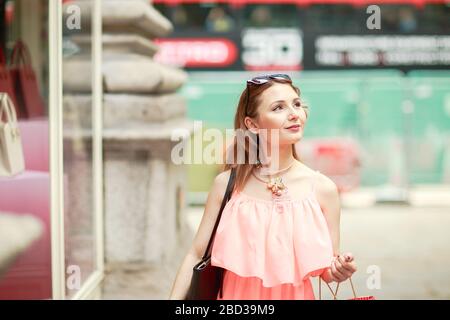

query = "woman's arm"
[
  {"left": 315, "top": 174, "right": 357, "bottom": 283},
  {"left": 168, "top": 169, "right": 232, "bottom": 299}
]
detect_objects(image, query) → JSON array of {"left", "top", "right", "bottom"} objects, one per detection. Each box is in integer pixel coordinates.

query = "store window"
[
  {"left": 61, "top": 0, "right": 103, "bottom": 299},
  {"left": 0, "top": 0, "right": 51, "bottom": 299},
  {"left": 155, "top": 3, "right": 237, "bottom": 33},
  {"left": 377, "top": 4, "right": 418, "bottom": 33},
  {"left": 372, "top": 4, "right": 450, "bottom": 34},
  {"left": 62, "top": 0, "right": 97, "bottom": 299},
  {"left": 419, "top": 4, "right": 450, "bottom": 33},
  {"left": 243, "top": 4, "right": 300, "bottom": 28},
  {"left": 305, "top": 4, "right": 358, "bottom": 33},
  {"left": 0, "top": 0, "right": 103, "bottom": 300}
]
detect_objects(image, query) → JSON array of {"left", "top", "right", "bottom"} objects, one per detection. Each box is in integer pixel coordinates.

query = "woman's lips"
[{"left": 285, "top": 124, "right": 302, "bottom": 132}]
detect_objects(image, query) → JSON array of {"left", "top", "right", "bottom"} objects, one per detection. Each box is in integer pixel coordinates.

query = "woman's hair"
[{"left": 221, "top": 78, "right": 303, "bottom": 192}]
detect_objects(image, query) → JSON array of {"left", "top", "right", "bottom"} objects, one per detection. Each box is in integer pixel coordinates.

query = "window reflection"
[
  {"left": 62, "top": 0, "right": 96, "bottom": 299},
  {"left": 244, "top": 5, "right": 300, "bottom": 28},
  {"left": 0, "top": 0, "right": 51, "bottom": 300}
]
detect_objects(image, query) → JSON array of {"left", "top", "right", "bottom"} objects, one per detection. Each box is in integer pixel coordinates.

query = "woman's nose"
[{"left": 288, "top": 112, "right": 299, "bottom": 120}]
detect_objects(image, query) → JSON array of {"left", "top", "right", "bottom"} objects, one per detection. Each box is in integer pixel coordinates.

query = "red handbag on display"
[
  {"left": 9, "top": 40, "right": 45, "bottom": 119},
  {"left": 0, "top": 47, "right": 19, "bottom": 112},
  {"left": 319, "top": 276, "right": 376, "bottom": 300}
]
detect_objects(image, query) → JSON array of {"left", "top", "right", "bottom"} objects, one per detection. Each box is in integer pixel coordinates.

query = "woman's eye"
[
  {"left": 294, "top": 102, "right": 302, "bottom": 107},
  {"left": 273, "top": 105, "right": 283, "bottom": 111}
]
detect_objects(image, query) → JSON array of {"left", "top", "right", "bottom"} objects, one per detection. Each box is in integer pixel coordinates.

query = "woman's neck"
[{"left": 258, "top": 144, "right": 297, "bottom": 175}]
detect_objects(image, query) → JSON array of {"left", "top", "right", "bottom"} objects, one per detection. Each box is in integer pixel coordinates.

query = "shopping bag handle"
[
  {"left": 318, "top": 275, "right": 358, "bottom": 300},
  {"left": 9, "top": 40, "right": 33, "bottom": 67},
  {"left": 0, "top": 93, "right": 18, "bottom": 126}
]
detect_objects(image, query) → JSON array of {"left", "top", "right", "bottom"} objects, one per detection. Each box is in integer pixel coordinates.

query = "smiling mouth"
[{"left": 285, "top": 124, "right": 301, "bottom": 129}]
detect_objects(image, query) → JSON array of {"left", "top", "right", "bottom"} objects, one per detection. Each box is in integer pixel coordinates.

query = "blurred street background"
[
  {"left": 151, "top": 0, "right": 450, "bottom": 300},
  {"left": 0, "top": 0, "right": 449, "bottom": 300}
]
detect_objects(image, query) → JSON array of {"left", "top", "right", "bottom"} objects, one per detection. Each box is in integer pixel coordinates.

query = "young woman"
[{"left": 169, "top": 74, "right": 357, "bottom": 300}]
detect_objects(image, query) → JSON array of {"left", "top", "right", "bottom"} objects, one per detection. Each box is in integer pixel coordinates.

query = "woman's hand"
[{"left": 330, "top": 253, "right": 357, "bottom": 282}]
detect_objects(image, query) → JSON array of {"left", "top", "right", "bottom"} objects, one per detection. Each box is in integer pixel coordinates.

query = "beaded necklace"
[{"left": 251, "top": 160, "right": 296, "bottom": 197}]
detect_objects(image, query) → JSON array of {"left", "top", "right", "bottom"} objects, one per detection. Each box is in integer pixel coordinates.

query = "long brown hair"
[{"left": 221, "top": 77, "right": 303, "bottom": 192}]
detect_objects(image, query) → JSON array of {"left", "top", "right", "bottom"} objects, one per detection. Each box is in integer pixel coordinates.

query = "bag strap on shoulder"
[{"left": 202, "top": 167, "right": 236, "bottom": 260}]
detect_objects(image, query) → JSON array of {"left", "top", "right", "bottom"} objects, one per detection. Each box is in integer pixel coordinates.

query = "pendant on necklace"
[{"left": 267, "top": 177, "right": 286, "bottom": 197}]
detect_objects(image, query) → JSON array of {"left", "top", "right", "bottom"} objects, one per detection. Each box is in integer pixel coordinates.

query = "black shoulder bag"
[{"left": 185, "top": 168, "right": 236, "bottom": 300}]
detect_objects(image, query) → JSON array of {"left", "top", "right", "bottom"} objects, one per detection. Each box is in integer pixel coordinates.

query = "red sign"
[
  {"left": 153, "top": 38, "right": 238, "bottom": 68},
  {"left": 153, "top": 0, "right": 446, "bottom": 8}
]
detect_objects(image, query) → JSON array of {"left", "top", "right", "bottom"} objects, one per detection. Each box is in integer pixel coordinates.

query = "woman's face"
[{"left": 245, "top": 83, "right": 307, "bottom": 146}]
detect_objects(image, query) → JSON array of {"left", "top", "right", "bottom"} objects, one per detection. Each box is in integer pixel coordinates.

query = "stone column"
[{"left": 62, "top": 0, "right": 193, "bottom": 272}]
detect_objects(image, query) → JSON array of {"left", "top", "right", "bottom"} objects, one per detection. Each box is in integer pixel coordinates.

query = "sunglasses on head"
[{"left": 247, "top": 73, "right": 292, "bottom": 85}]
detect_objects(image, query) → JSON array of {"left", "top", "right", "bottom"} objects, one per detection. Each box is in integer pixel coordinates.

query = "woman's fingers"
[
  {"left": 343, "top": 253, "right": 358, "bottom": 273},
  {"left": 331, "top": 259, "right": 347, "bottom": 282},
  {"left": 330, "top": 253, "right": 357, "bottom": 283},
  {"left": 348, "top": 261, "right": 357, "bottom": 273},
  {"left": 337, "top": 255, "right": 357, "bottom": 274},
  {"left": 330, "top": 252, "right": 358, "bottom": 283},
  {"left": 343, "top": 253, "right": 354, "bottom": 262},
  {"left": 334, "top": 257, "right": 353, "bottom": 279}
]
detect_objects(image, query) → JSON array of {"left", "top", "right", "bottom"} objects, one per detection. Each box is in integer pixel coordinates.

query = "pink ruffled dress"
[{"left": 211, "top": 171, "right": 334, "bottom": 300}]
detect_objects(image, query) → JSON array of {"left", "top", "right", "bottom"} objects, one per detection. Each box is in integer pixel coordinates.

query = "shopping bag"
[
  {"left": 0, "top": 92, "right": 25, "bottom": 177},
  {"left": 9, "top": 40, "right": 45, "bottom": 119},
  {"left": 319, "top": 276, "right": 376, "bottom": 300},
  {"left": 0, "top": 47, "right": 19, "bottom": 112}
]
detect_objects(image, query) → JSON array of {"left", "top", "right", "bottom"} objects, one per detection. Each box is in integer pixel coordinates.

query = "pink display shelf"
[
  {"left": 17, "top": 118, "right": 49, "bottom": 172},
  {"left": 0, "top": 171, "right": 52, "bottom": 299}
]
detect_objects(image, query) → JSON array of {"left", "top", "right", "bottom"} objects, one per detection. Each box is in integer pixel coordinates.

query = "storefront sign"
[
  {"left": 154, "top": 38, "right": 238, "bottom": 67},
  {"left": 241, "top": 28, "right": 303, "bottom": 71},
  {"left": 314, "top": 35, "right": 450, "bottom": 67}
]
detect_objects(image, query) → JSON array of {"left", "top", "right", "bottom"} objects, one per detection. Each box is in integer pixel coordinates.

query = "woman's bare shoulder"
[
  {"left": 314, "top": 171, "right": 339, "bottom": 195},
  {"left": 210, "top": 169, "right": 232, "bottom": 202},
  {"left": 214, "top": 169, "right": 232, "bottom": 188},
  {"left": 293, "top": 162, "right": 338, "bottom": 197},
  {"left": 312, "top": 171, "right": 340, "bottom": 212}
]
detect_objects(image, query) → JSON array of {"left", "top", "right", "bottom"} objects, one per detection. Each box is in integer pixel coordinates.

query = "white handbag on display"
[{"left": 0, "top": 92, "right": 25, "bottom": 177}]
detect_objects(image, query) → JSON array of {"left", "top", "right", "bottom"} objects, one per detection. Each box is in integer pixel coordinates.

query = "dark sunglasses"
[
  {"left": 245, "top": 74, "right": 292, "bottom": 113},
  {"left": 247, "top": 73, "right": 291, "bottom": 85}
]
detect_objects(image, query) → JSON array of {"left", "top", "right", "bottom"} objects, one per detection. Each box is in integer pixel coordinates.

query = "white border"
[{"left": 49, "top": 0, "right": 65, "bottom": 300}]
